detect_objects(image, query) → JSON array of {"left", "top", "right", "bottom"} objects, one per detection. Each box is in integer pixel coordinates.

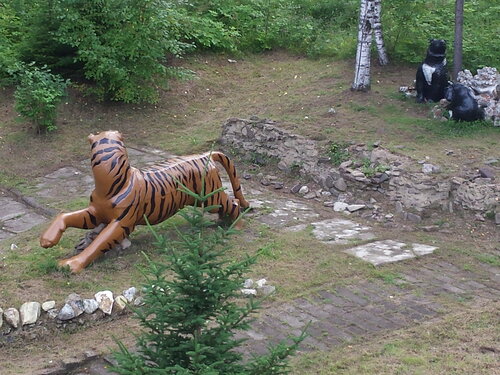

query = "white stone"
[
  {"left": 256, "top": 279, "right": 267, "bottom": 288},
  {"left": 83, "top": 299, "right": 99, "bottom": 314},
  {"left": 20, "top": 302, "right": 41, "bottom": 325},
  {"left": 347, "top": 204, "right": 366, "bottom": 212},
  {"left": 310, "top": 218, "right": 375, "bottom": 244},
  {"left": 344, "top": 240, "right": 438, "bottom": 266},
  {"left": 298, "top": 186, "right": 309, "bottom": 195},
  {"left": 95, "top": 291, "right": 114, "bottom": 315},
  {"left": 333, "top": 202, "right": 349, "bottom": 212},
  {"left": 42, "top": 301, "right": 56, "bottom": 312},
  {"left": 0, "top": 307, "right": 3, "bottom": 328},
  {"left": 241, "top": 289, "right": 257, "bottom": 296},
  {"left": 4, "top": 308, "right": 20, "bottom": 328},
  {"left": 114, "top": 296, "right": 128, "bottom": 313},
  {"left": 243, "top": 279, "right": 254, "bottom": 288},
  {"left": 120, "top": 237, "right": 132, "bottom": 250},
  {"left": 123, "top": 287, "right": 137, "bottom": 302}
]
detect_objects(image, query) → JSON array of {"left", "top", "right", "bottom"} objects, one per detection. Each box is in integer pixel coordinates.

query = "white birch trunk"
[
  {"left": 372, "top": 0, "right": 389, "bottom": 65},
  {"left": 352, "top": 0, "right": 374, "bottom": 91}
]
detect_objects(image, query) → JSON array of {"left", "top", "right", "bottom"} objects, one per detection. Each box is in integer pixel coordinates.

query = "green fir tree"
[{"left": 111, "top": 181, "right": 306, "bottom": 375}]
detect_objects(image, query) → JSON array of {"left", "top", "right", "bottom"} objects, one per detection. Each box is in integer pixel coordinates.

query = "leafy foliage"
[
  {"left": 111, "top": 183, "right": 305, "bottom": 374},
  {"left": 13, "top": 63, "right": 69, "bottom": 132}
]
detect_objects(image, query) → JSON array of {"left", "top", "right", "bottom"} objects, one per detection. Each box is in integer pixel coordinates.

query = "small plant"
[
  {"left": 13, "top": 63, "right": 68, "bottom": 132},
  {"left": 359, "top": 158, "right": 389, "bottom": 177},
  {"left": 112, "top": 182, "right": 305, "bottom": 374},
  {"left": 328, "top": 142, "right": 350, "bottom": 166}
]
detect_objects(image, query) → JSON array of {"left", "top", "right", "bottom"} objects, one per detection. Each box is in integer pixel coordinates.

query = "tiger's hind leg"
[
  {"left": 58, "top": 220, "right": 131, "bottom": 273},
  {"left": 216, "top": 191, "right": 244, "bottom": 229}
]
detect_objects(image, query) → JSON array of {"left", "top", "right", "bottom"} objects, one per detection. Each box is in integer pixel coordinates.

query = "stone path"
[{"left": 0, "top": 147, "right": 498, "bottom": 375}]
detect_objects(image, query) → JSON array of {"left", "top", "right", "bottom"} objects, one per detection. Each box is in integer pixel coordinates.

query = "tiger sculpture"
[{"left": 40, "top": 130, "right": 250, "bottom": 273}]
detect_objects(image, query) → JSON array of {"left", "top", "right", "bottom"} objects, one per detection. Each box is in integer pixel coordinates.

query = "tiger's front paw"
[{"left": 58, "top": 257, "right": 84, "bottom": 273}]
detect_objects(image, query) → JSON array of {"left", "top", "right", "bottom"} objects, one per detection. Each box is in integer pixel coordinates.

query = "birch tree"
[
  {"left": 352, "top": 0, "right": 389, "bottom": 91},
  {"left": 452, "top": 0, "right": 464, "bottom": 81}
]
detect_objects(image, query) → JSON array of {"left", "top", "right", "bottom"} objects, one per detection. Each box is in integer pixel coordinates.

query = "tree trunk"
[
  {"left": 352, "top": 0, "right": 374, "bottom": 91},
  {"left": 372, "top": 0, "right": 389, "bottom": 65},
  {"left": 453, "top": 0, "right": 464, "bottom": 81}
]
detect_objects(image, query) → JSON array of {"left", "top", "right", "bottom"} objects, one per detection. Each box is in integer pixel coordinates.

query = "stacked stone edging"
[
  {"left": 0, "top": 287, "right": 140, "bottom": 339},
  {"left": 220, "top": 117, "right": 499, "bottom": 218}
]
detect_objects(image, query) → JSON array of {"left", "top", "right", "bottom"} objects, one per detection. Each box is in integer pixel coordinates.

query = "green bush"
[
  {"left": 112, "top": 183, "right": 305, "bottom": 374},
  {"left": 14, "top": 63, "right": 69, "bottom": 133}
]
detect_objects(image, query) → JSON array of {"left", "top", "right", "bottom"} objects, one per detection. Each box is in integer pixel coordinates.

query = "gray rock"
[
  {"left": 0, "top": 307, "right": 3, "bottom": 328},
  {"left": 20, "top": 302, "right": 41, "bottom": 325},
  {"left": 290, "top": 184, "right": 302, "bottom": 194},
  {"left": 298, "top": 186, "right": 309, "bottom": 195},
  {"left": 95, "top": 291, "right": 114, "bottom": 315},
  {"left": 422, "top": 163, "right": 440, "bottom": 174},
  {"left": 257, "top": 285, "right": 276, "bottom": 296},
  {"left": 333, "top": 202, "right": 349, "bottom": 212},
  {"left": 324, "top": 175, "right": 334, "bottom": 188},
  {"left": 323, "top": 201, "right": 335, "bottom": 207},
  {"left": 134, "top": 297, "right": 145, "bottom": 306},
  {"left": 4, "top": 308, "right": 20, "bottom": 328},
  {"left": 41, "top": 301, "right": 56, "bottom": 312},
  {"left": 47, "top": 309, "right": 59, "bottom": 319},
  {"left": 243, "top": 279, "right": 254, "bottom": 288},
  {"left": 405, "top": 212, "right": 422, "bottom": 222},
  {"left": 333, "top": 177, "right": 347, "bottom": 192},
  {"left": 66, "top": 294, "right": 84, "bottom": 317},
  {"left": 347, "top": 204, "right": 366, "bottom": 212},
  {"left": 274, "top": 182, "right": 284, "bottom": 190},
  {"left": 303, "top": 192, "right": 316, "bottom": 199},
  {"left": 339, "top": 160, "right": 353, "bottom": 169},
  {"left": 123, "top": 287, "right": 137, "bottom": 303},
  {"left": 57, "top": 304, "right": 75, "bottom": 321},
  {"left": 83, "top": 299, "right": 99, "bottom": 314},
  {"left": 479, "top": 167, "right": 495, "bottom": 179},
  {"left": 495, "top": 213, "right": 500, "bottom": 225}
]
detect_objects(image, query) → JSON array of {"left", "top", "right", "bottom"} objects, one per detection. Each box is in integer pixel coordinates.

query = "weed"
[
  {"left": 475, "top": 254, "right": 500, "bottom": 267},
  {"left": 328, "top": 142, "right": 350, "bottom": 166},
  {"left": 359, "top": 158, "right": 389, "bottom": 177},
  {"left": 371, "top": 270, "right": 404, "bottom": 285}
]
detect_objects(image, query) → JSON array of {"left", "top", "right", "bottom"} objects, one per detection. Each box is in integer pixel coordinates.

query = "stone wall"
[{"left": 220, "top": 117, "right": 499, "bottom": 218}]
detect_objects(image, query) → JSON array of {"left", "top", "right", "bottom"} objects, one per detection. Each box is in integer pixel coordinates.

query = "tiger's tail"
[{"left": 210, "top": 151, "right": 250, "bottom": 209}]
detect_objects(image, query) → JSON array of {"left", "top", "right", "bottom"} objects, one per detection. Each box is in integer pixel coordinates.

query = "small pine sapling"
[{"left": 111, "top": 177, "right": 306, "bottom": 375}]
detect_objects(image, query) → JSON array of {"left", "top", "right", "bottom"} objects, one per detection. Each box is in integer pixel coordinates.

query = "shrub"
[
  {"left": 14, "top": 63, "right": 69, "bottom": 133},
  {"left": 112, "top": 182, "right": 305, "bottom": 374}
]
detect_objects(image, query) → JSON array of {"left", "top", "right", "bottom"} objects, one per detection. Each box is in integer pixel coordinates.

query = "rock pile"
[
  {"left": 221, "top": 117, "right": 499, "bottom": 222},
  {"left": 457, "top": 67, "right": 500, "bottom": 125}
]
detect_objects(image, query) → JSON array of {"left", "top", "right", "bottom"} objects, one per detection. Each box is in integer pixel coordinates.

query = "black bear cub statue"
[
  {"left": 445, "top": 83, "right": 485, "bottom": 122},
  {"left": 416, "top": 39, "right": 449, "bottom": 103}
]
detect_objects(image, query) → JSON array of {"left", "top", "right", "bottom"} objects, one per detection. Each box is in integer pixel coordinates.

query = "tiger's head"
[
  {"left": 88, "top": 130, "right": 128, "bottom": 172},
  {"left": 88, "top": 130, "right": 124, "bottom": 144}
]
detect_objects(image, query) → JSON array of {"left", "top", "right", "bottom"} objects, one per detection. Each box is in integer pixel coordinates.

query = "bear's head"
[{"left": 428, "top": 39, "right": 446, "bottom": 57}]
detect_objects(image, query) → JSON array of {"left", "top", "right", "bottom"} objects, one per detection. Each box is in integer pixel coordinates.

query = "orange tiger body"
[{"left": 40, "top": 130, "right": 249, "bottom": 273}]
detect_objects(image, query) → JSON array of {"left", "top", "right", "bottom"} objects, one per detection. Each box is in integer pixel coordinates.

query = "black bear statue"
[
  {"left": 445, "top": 83, "right": 485, "bottom": 122},
  {"left": 416, "top": 39, "right": 449, "bottom": 103}
]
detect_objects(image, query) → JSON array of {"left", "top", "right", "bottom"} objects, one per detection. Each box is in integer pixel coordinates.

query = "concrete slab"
[
  {"left": 3, "top": 212, "right": 47, "bottom": 233},
  {"left": 344, "top": 240, "right": 438, "bottom": 265},
  {"left": 0, "top": 198, "right": 28, "bottom": 221},
  {"left": 309, "top": 218, "right": 376, "bottom": 244},
  {"left": 257, "top": 199, "right": 320, "bottom": 227}
]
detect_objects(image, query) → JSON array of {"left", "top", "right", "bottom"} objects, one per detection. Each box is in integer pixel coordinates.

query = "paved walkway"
[{"left": 1, "top": 147, "right": 498, "bottom": 375}]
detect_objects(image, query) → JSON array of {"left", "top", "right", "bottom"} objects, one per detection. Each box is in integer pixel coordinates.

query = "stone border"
[{"left": 220, "top": 117, "right": 499, "bottom": 222}]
